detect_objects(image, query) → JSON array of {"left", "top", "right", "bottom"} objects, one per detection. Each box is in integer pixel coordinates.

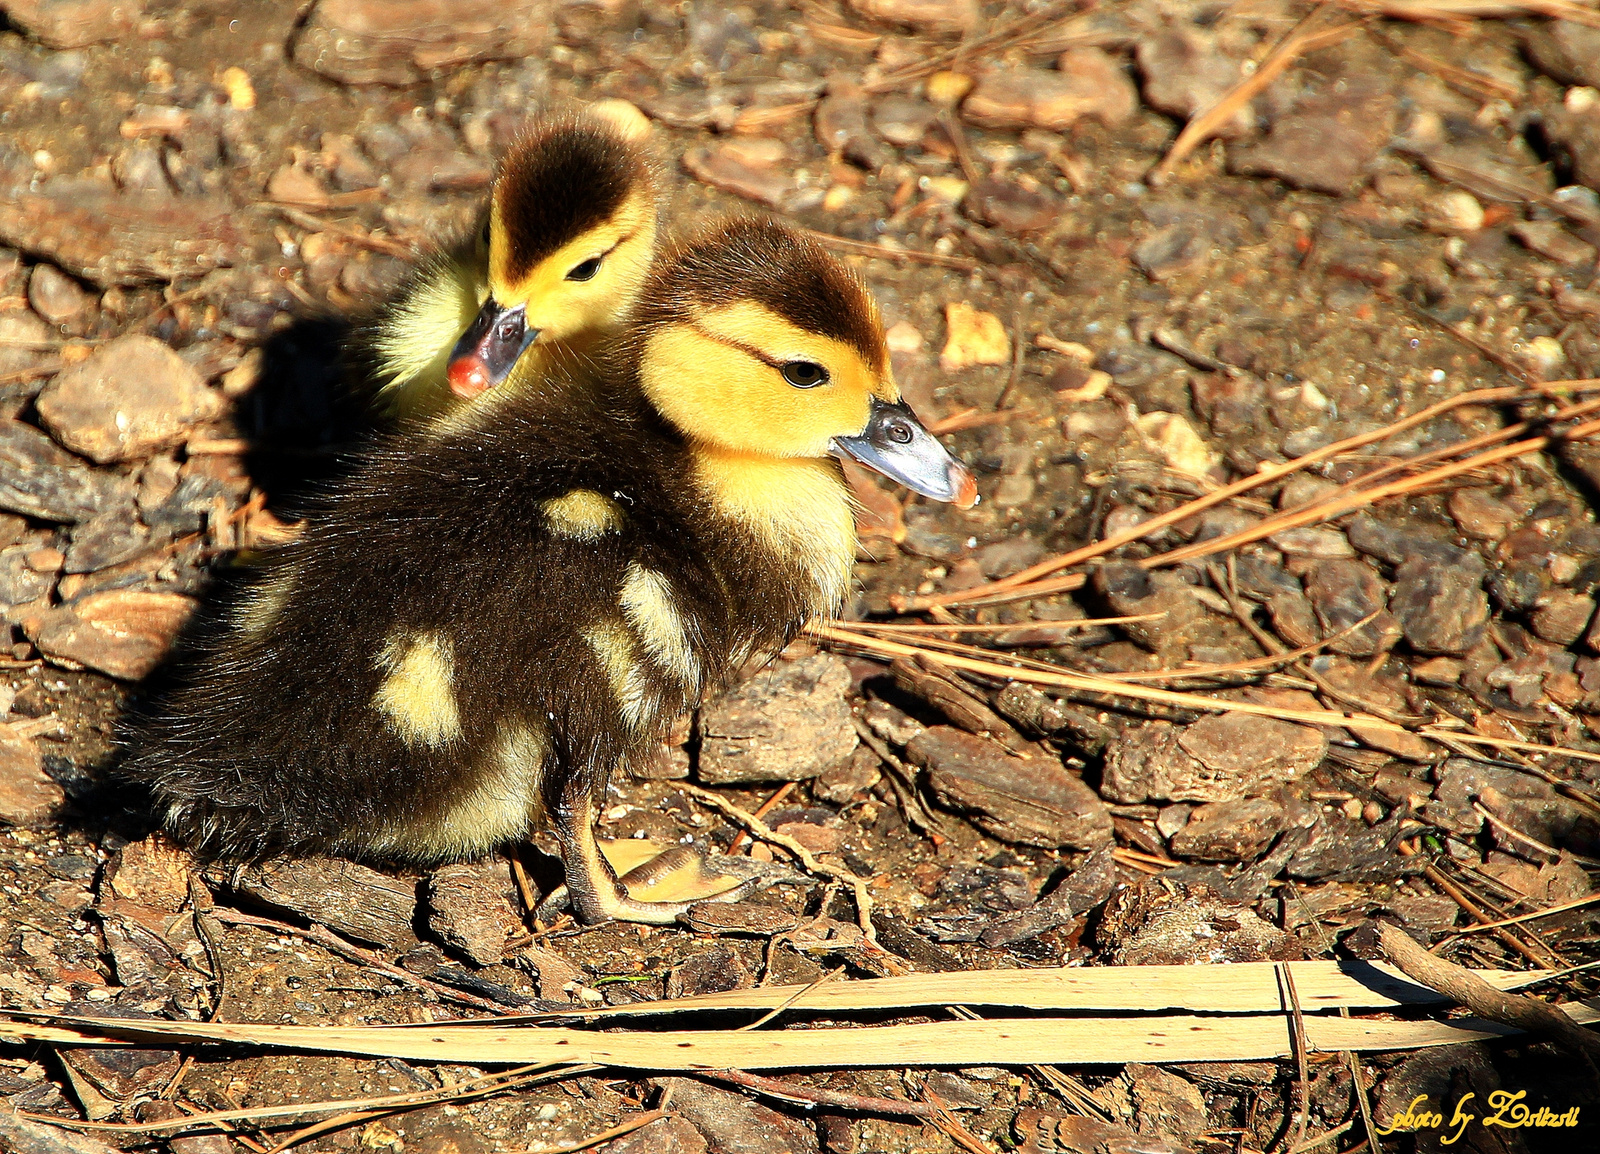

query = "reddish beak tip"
[
  {"left": 952, "top": 468, "right": 979, "bottom": 509},
  {"left": 447, "top": 358, "right": 490, "bottom": 399}
]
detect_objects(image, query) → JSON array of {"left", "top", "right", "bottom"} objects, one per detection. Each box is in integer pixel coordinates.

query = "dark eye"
[
  {"left": 781, "top": 361, "right": 829, "bottom": 388},
  {"left": 886, "top": 419, "right": 913, "bottom": 445},
  {"left": 566, "top": 256, "right": 602, "bottom": 281},
  {"left": 480, "top": 219, "right": 492, "bottom": 245}
]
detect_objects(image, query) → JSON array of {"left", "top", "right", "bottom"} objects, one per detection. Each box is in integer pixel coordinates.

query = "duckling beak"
[
  {"left": 831, "top": 397, "right": 978, "bottom": 508},
  {"left": 445, "top": 296, "right": 540, "bottom": 399}
]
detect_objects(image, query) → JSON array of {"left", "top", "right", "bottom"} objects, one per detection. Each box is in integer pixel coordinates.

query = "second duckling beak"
[
  {"left": 446, "top": 296, "right": 540, "bottom": 399},
  {"left": 832, "top": 397, "right": 978, "bottom": 508}
]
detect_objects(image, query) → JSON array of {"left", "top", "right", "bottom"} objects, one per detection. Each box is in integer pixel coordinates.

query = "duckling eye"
[
  {"left": 781, "top": 361, "right": 829, "bottom": 388},
  {"left": 480, "top": 219, "right": 492, "bottom": 245},
  {"left": 566, "top": 256, "right": 603, "bottom": 282}
]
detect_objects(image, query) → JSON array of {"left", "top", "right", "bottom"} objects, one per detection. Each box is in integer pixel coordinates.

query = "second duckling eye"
[
  {"left": 780, "top": 361, "right": 829, "bottom": 388},
  {"left": 566, "top": 256, "right": 603, "bottom": 282}
]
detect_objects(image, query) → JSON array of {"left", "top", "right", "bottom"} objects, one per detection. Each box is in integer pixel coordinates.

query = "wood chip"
[{"left": 940, "top": 301, "right": 1010, "bottom": 371}]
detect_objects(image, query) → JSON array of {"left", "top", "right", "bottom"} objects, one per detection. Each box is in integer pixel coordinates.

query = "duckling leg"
[{"left": 551, "top": 786, "right": 761, "bottom": 925}]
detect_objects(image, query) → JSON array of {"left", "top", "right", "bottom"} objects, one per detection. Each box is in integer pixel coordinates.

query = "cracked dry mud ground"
[{"left": 4, "top": 1, "right": 1600, "bottom": 1152}]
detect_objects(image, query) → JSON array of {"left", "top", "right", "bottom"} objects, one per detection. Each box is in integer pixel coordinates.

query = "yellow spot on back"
[
  {"left": 585, "top": 621, "right": 652, "bottom": 731},
  {"left": 372, "top": 631, "right": 462, "bottom": 748},
  {"left": 692, "top": 449, "right": 855, "bottom": 619},
  {"left": 237, "top": 570, "right": 294, "bottom": 638},
  {"left": 587, "top": 99, "right": 652, "bottom": 142},
  {"left": 620, "top": 564, "right": 700, "bottom": 689},
  {"left": 360, "top": 722, "right": 548, "bottom": 860},
  {"left": 543, "top": 489, "right": 624, "bottom": 540}
]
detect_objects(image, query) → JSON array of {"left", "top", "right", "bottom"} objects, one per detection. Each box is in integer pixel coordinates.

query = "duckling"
[
  {"left": 128, "top": 217, "right": 976, "bottom": 925},
  {"left": 371, "top": 102, "right": 661, "bottom": 423}
]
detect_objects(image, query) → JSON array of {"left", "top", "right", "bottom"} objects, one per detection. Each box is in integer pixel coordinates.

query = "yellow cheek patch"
[
  {"left": 697, "top": 300, "right": 894, "bottom": 400},
  {"left": 372, "top": 631, "right": 463, "bottom": 748},
  {"left": 639, "top": 301, "right": 894, "bottom": 459},
  {"left": 691, "top": 450, "right": 855, "bottom": 620},
  {"left": 490, "top": 192, "right": 657, "bottom": 343},
  {"left": 620, "top": 564, "right": 700, "bottom": 690},
  {"left": 585, "top": 621, "right": 652, "bottom": 732},
  {"left": 372, "top": 258, "right": 486, "bottom": 421},
  {"left": 543, "top": 489, "right": 625, "bottom": 540}
]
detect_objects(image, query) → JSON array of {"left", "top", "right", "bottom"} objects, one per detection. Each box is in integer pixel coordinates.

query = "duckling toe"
[
  {"left": 614, "top": 844, "right": 749, "bottom": 905},
  {"left": 540, "top": 830, "right": 804, "bottom": 925}
]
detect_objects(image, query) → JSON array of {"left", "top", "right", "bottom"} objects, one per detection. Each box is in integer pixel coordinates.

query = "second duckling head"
[
  {"left": 447, "top": 105, "right": 662, "bottom": 399},
  {"left": 634, "top": 217, "right": 978, "bottom": 507}
]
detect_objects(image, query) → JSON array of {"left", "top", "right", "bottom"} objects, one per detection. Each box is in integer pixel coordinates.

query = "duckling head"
[
  {"left": 633, "top": 217, "right": 977, "bottom": 506},
  {"left": 447, "top": 107, "right": 660, "bottom": 399}
]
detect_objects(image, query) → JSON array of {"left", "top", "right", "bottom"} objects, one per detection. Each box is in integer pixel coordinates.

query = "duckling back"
[{"left": 127, "top": 364, "right": 818, "bottom": 864}]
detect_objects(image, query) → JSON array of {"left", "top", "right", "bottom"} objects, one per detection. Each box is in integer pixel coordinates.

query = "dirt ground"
[{"left": 4, "top": 1, "right": 1600, "bottom": 1152}]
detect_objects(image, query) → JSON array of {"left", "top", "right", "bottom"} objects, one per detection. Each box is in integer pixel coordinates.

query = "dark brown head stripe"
[
  {"left": 494, "top": 116, "right": 645, "bottom": 281},
  {"left": 637, "top": 217, "right": 885, "bottom": 371}
]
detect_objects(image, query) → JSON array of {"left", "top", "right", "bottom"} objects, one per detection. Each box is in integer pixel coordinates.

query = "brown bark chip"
[
  {"left": 907, "top": 725, "right": 1112, "bottom": 849},
  {"left": 292, "top": 0, "right": 554, "bottom": 86},
  {"left": 37, "top": 334, "right": 219, "bottom": 464}
]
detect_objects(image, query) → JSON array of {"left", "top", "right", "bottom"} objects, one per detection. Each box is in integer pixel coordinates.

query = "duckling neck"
[{"left": 690, "top": 445, "right": 855, "bottom": 620}]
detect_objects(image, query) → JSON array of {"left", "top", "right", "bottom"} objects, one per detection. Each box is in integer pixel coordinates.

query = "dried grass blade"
[
  {"left": 582, "top": 959, "right": 1548, "bottom": 1017},
  {"left": 900, "top": 381, "right": 1599, "bottom": 611},
  {"left": 810, "top": 622, "right": 1407, "bottom": 735},
  {"left": 9, "top": 1009, "right": 1600, "bottom": 1069},
  {"left": 1337, "top": 0, "right": 1600, "bottom": 29}
]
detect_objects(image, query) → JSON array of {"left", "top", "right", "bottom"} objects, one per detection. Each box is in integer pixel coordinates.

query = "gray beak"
[
  {"left": 831, "top": 397, "right": 977, "bottom": 507},
  {"left": 445, "top": 296, "right": 540, "bottom": 399}
]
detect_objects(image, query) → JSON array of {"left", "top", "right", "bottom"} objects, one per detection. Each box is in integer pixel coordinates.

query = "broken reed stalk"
[
  {"left": 864, "top": 0, "right": 1083, "bottom": 94},
  {"left": 1421, "top": 862, "right": 1563, "bottom": 969},
  {"left": 1150, "top": 414, "right": 1600, "bottom": 571},
  {"left": 1377, "top": 923, "right": 1600, "bottom": 1069},
  {"left": 852, "top": 609, "right": 1378, "bottom": 688},
  {"left": 900, "top": 380, "right": 1600, "bottom": 611},
  {"left": 839, "top": 614, "right": 1159, "bottom": 635},
  {"left": 1451, "top": 892, "right": 1600, "bottom": 935},
  {"left": 695, "top": 1069, "right": 934, "bottom": 1117},
  {"left": 926, "top": 406, "right": 1036, "bottom": 434},
  {"left": 16, "top": 1004, "right": 1600, "bottom": 1071},
  {"left": 805, "top": 229, "right": 981, "bottom": 272}
]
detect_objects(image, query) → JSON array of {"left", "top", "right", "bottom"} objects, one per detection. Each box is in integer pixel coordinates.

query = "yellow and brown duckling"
[
  {"left": 129, "top": 217, "right": 976, "bottom": 925},
  {"left": 371, "top": 102, "right": 661, "bottom": 423}
]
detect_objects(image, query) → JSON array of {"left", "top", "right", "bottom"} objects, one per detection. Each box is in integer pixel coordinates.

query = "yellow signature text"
[{"left": 1376, "top": 1093, "right": 1580, "bottom": 1144}]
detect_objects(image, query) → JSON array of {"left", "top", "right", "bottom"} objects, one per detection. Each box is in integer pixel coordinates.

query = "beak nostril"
[{"left": 888, "top": 421, "right": 912, "bottom": 445}]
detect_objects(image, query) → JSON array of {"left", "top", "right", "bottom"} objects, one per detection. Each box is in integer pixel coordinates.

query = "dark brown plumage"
[
  {"left": 494, "top": 114, "right": 642, "bottom": 281},
  {"left": 631, "top": 218, "right": 888, "bottom": 374}
]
